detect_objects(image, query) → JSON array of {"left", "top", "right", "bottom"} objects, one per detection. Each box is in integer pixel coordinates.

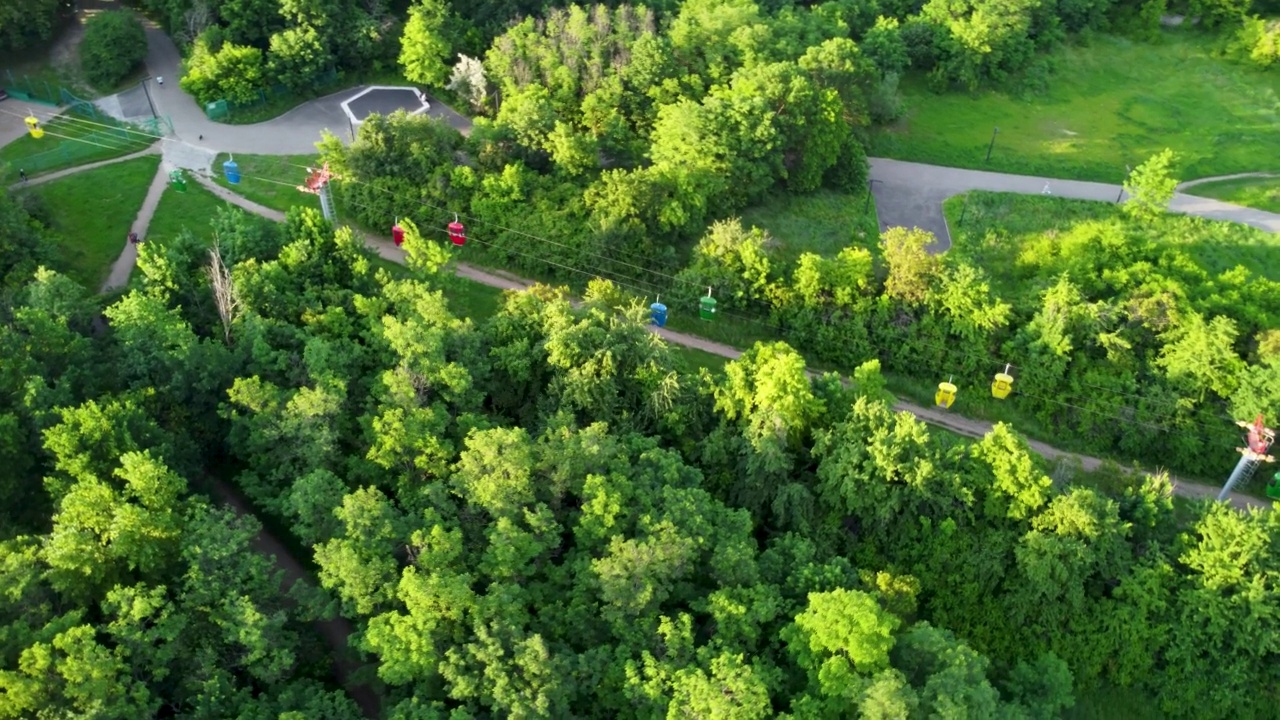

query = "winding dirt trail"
[{"left": 203, "top": 477, "right": 380, "bottom": 718}]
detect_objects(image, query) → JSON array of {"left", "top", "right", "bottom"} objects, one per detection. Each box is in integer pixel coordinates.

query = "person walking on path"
[{"left": 18, "top": 169, "right": 26, "bottom": 184}]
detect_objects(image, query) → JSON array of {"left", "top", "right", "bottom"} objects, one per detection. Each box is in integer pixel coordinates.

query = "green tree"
[
  {"left": 921, "top": 0, "right": 1039, "bottom": 89},
  {"left": 880, "top": 227, "right": 940, "bottom": 305},
  {"left": 400, "top": 0, "right": 451, "bottom": 86},
  {"left": 0, "top": 0, "right": 58, "bottom": 53},
  {"left": 1156, "top": 311, "right": 1245, "bottom": 401},
  {"left": 80, "top": 11, "right": 148, "bottom": 89},
  {"left": 42, "top": 451, "right": 187, "bottom": 600},
  {"left": 218, "top": 0, "right": 283, "bottom": 46},
  {"left": 0, "top": 624, "right": 156, "bottom": 719},
  {"left": 1123, "top": 149, "right": 1179, "bottom": 224},
  {"left": 314, "top": 486, "right": 408, "bottom": 616},
  {"left": 863, "top": 16, "right": 910, "bottom": 75},
  {"left": 180, "top": 34, "right": 267, "bottom": 105},
  {"left": 268, "top": 25, "right": 330, "bottom": 92},
  {"left": 667, "top": 653, "right": 772, "bottom": 719}
]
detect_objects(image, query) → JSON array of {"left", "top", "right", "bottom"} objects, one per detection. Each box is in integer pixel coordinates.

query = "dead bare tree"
[
  {"left": 207, "top": 242, "right": 239, "bottom": 344},
  {"left": 177, "top": 0, "right": 214, "bottom": 46}
]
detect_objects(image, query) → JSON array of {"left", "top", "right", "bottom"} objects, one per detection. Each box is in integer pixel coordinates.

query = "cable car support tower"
[
  {"left": 298, "top": 163, "right": 338, "bottom": 222},
  {"left": 1217, "top": 414, "right": 1275, "bottom": 501}
]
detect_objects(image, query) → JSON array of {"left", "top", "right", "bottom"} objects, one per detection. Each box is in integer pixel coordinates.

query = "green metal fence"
[
  {"left": 1, "top": 126, "right": 141, "bottom": 179},
  {"left": 204, "top": 68, "right": 340, "bottom": 120},
  {"left": 0, "top": 106, "right": 173, "bottom": 183},
  {"left": 2, "top": 70, "right": 71, "bottom": 106}
]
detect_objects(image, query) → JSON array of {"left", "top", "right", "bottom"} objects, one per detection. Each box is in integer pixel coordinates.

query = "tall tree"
[
  {"left": 400, "top": 0, "right": 451, "bottom": 86},
  {"left": 1123, "top": 149, "right": 1179, "bottom": 224}
]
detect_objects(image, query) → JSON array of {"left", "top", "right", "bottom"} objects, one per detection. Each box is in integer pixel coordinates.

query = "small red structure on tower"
[
  {"left": 448, "top": 215, "right": 466, "bottom": 247},
  {"left": 1244, "top": 414, "right": 1275, "bottom": 456},
  {"left": 298, "top": 163, "right": 337, "bottom": 194},
  {"left": 297, "top": 163, "right": 339, "bottom": 222}
]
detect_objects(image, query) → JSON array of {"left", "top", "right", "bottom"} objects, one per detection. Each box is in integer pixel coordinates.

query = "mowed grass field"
[
  {"left": 1184, "top": 175, "right": 1280, "bottom": 213},
  {"left": 211, "top": 153, "right": 323, "bottom": 214},
  {"left": 147, "top": 179, "right": 238, "bottom": 246},
  {"left": 941, "top": 191, "right": 1280, "bottom": 303},
  {"left": 873, "top": 32, "right": 1280, "bottom": 183},
  {"left": 739, "top": 189, "right": 881, "bottom": 267},
  {"left": 25, "top": 155, "right": 160, "bottom": 288},
  {"left": 0, "top": 112, "right": 155, "bottom": 182}
]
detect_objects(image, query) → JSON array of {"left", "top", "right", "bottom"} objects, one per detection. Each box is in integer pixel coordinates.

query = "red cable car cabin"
[
  {"left": 448, "top": 220, "right": 466, "bottom": 246},
  {"left": 392, "top": 223, "right": 404, "bottom": 247}
]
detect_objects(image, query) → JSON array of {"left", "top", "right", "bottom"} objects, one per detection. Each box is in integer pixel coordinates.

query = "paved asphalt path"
[
  {"left": 869, "top": 158, "right": 1280, "bottom": 252},
  {"left": 141, "top": 20, "right": 472, "bottom": 156},
  {"left": 100, "top": 162, "right": 170, "bottom": 292}
]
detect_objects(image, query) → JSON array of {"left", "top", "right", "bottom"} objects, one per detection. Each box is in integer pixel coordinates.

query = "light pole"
[
  {"left": 985, "top": 127, "right": 999, "bottom": 163},
  {"left": 865, "top": 179, "right": 881, "bottom": 214},
  {"left": 140, "top": 76, "right": 157, "bottom": 119},
  {"left": 1116, "top": 164, "right": 1131, "bottom": 203}
]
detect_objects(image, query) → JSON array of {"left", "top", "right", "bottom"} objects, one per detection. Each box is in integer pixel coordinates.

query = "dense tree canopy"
[
  {"left": 0, "top": 0, "right": 58, "bottom": 53},
  {"left": 12, "top": 0, "right": 1280, "bottom": 716},
  {"left": 80, "top": 11, "right": 148, "bottom": 90},
  {"left": 2, "top": 179, "right": 1279, "bottom": 717}
]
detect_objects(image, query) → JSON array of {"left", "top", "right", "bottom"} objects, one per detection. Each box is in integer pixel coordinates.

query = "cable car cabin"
[
  {"left": 448, "top": 221, "right": 466, "bottom": 246},
  {"left": 392, "top": 224, "right": 404, "bottom": 247},
  {"left": 24, "top": 116, "right": 43, "bottom": 139},
  {"left": 991, "top": 372, "right": 1014, "bottom": 400},
  {"left": 935, "top": 382, "right": 957, "bottom": 409}
]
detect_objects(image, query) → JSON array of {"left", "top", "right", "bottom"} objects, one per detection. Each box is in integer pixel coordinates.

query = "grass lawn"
[
  {"left": 0, "top": 112, "right": 155, "bottom": 182},
  {"left": 873, "top": 31, "right": 1280, "bottom": 183},
  {"left": 941, "top": 191, "right": 1280, "bottom": 303},
  {"left": 739, "top": 189, "right": 881, "bottom": 267},
  {"left": 1183, "top": 175, "right": 1280, "bottom": 213},
  {"left": 211, "top": 153, "right": 323, "bottom": 214},
  {"left": 147, "top": 179, "right": 238, "bottom": 246},
  {"left": 24, "top": 155, "right": 160, "bottom": 288}
]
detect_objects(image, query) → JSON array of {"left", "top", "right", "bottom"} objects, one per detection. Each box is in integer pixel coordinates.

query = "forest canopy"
[
  {"left": 0, "top": 183, "right": 1277, "bottom": 717},
  {"left": 6, "top": 0, "right": 1280, "bottom": 716}
]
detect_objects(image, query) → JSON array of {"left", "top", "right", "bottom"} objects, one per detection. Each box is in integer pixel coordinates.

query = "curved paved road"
[
  {"left": 869, "top": 158, "right": 1280, "bottom": 253},
  {"left": 140, "top": 20, "right": 472, "bottom": 156}
]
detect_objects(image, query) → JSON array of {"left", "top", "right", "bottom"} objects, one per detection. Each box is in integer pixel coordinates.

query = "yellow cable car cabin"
[
  {"left": 935, "top": 381, "right": 957, "bottom": 409},
  {"left": 991, "top": 372, "right": 1014, "bottom": 400},
  {"left": 24, "top": 115, "right": 44, "bottom": 139}
]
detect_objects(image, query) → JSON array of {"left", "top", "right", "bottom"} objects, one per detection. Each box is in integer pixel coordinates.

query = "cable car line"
[
  {"left": 331, "top": 192, "right": 673, "bottom": 297},
  {"left": 280, "top": 157, "right": 694, "bottom": 276},
  {"left": 232, "top": 177, "right": 1257, "bottom": 437},
  {"left": 0, "top": 107, "right": 170, "bottom": 145},
  {"left": 246, "top": 156, "right": 1251, "bottom": 440},
  {"left": 301, "top": 162, "right": 786, "bottom": 319}
]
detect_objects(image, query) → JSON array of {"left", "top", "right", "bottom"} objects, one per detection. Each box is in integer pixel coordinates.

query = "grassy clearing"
[
  {"left": 0, "top": 112, "right": 154, "bottom": 181},
  {"left": 147, "top": 180, "right": 238, "bottom": 246},
  {"left": 24, "top": 155, "right": 160, "bottom": 288},
  {"left": 1184, "top": 175, "right": 1280, "bottom": 213},
  {"left": 873, "top": 32, "right": 1280, "bottom": 182},
  {"left": 211, "top": 153, "right": 323, "bottom": 214},
  {"left": 740, "top": 189, "right": 881, "bottom": 267},
  {"left": 941, "top": 191, "right": 1280, "bottom": 303}
]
